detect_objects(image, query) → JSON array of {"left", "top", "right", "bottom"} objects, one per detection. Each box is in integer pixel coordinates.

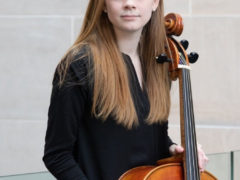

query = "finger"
[
  {"left": 169, "top": 145, "right": 184, "bottom": 155},
  {"left": 175, "top": 145, "right": 184, "bottom": 153},
  {"left": 173, "top": 145, "right": 184, "bottom": 155},
  {"left": 198, "top": 154, "right": 204, "bottom": 169},
  {"left": 200, "top": 168, "right": 204, "bottom": 173},
  {"left": 198, "top": 148, "right": 209, "bottom": 171}
]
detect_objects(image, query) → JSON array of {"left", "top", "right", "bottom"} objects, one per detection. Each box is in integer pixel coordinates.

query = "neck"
[{"left": 114, "top": 28, "right": 142, "bottom": 58}]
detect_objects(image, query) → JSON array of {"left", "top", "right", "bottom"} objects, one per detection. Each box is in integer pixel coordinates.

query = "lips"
[
  {"left": 121, "top": 15, "right": 140, "bottom": 20},
  {"left": 121, "top": 15, "right": 140, "bottom": 17}
]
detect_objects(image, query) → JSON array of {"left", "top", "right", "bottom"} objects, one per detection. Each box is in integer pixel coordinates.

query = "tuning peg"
[
  {"left": 180, "top": 39, "right": 189, "bottom": 50},
  {"left": 188, "top": 52, "right": 199, "bottom": 64},
  {"left": 156, "top": 54, "right": 172, "bottom": 64}
]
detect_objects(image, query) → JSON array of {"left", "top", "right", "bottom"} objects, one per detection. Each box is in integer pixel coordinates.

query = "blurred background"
[{"left": 0, "top": 0, "right": 239, "bottom": 179}]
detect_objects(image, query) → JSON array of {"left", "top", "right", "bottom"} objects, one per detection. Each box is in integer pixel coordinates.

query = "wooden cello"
[{"left": 119, "top": 13, "right": 218, "bottom": 180}]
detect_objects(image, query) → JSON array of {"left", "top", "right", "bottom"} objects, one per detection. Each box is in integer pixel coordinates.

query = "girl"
[{"left": 43, "top": 0, "right": 208, "bottom": 179}]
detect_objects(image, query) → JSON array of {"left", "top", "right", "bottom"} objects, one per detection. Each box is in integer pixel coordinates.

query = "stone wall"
[{"left": 0, "top": 0, "right": 239, "bottom": 176}]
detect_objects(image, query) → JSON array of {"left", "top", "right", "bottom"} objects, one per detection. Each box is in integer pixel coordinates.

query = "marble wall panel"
[
  {"left": 0, "top": 120, "right": 47, "bottom": 176},
  {"left": 168, "top": 124, "right": 240, "bottom": 154},
  {"left": 169, "top": 16, "right": 240, "bottom": 126},
  {"left": 0, "top": 17, "right": 71, "bottom": 120},
  {"left": 192, "top": 0, "right": 240, "bottom": 15},
  {"left": 73, "top": 17, "right": 83, "bottom": 41},
  {"left": 165, "top": 0, "right": 190, "bottom": 15},
  {"left": 0, "top": 0, "right": 88, "bottom": 16}
]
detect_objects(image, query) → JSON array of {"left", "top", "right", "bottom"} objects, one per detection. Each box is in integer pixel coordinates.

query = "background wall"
[{"left": 0, "top": 0, "right": 239, "bottom": 176}]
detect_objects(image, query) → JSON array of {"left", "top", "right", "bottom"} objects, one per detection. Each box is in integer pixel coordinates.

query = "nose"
[{"left": 124, "top": 0, "right": 136, "bottom": 10}]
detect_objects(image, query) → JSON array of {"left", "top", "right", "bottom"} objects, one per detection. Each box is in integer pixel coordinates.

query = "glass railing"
[
  {"left": 234, "top": 150, "right": 240, "bottom": 179},
  {"left": 206, "top": 151, "right": 232, "bottom": 179},
  {"left": 0, "top": 150, "right": 239, "bottom": 179},
  {"left": 204, "top": 150, "right": 240, "bottom": 180},
  {"left": 0, "top": 172, "right": 55, "bottom": 180}
]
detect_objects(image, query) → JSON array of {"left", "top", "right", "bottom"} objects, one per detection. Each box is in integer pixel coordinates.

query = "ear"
[
  {"left": 152, "top": 0, "right": 160, "bottom": 11},
  {"left": 103, "top": 3, "right": 107, "bottom": 13}
]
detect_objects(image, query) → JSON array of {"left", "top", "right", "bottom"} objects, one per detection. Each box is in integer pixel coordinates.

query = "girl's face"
[{"left": 104, "top": 0, "right": 159, "bottom": 33}]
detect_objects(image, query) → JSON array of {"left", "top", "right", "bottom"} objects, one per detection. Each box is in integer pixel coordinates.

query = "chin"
[{"left": 120, "top": 26, "right": 143, "bottom": 33}]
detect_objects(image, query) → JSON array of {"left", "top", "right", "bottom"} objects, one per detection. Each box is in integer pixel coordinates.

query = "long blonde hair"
[{"left": 57, "top": 0, "right": 171, "bottom": 129}]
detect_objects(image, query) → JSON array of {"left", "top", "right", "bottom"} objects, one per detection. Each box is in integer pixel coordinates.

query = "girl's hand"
[
  {"left": 196, "top": 143, "right": 209, "bottom": 172},
  {"left": 169, "top": 143, "right": 209, "bottom": 172}
]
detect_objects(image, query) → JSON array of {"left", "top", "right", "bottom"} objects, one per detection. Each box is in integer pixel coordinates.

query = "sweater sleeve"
[
  {"left": 43, "top": 59, "right": 89, "bottom": 180},
  {"left": 168, "top": 135, "right": 175, "bottom": 148},
  {"left": 158, "top": 121, "right": 176, "bottom": 159}
]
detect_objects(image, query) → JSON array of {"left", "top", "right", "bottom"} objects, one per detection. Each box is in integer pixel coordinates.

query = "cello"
[{"left": 119, "top": 13, "right": 218, "bottom": 180}]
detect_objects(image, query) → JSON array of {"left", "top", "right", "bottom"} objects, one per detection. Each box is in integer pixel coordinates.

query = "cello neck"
[
  {"left": 179, "top": 67, "right": 200, "bottom": 180},
  {"left": 165, "top": 13, "right": 217, "bottom": 180},
  {"left": 167, "top": 35, "right": 200, "bottom": 180}
]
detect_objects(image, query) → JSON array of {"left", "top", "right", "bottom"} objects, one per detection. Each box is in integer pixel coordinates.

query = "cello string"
[
  {"left": 186, "top": 69, "right": 200, "bottom": 179},
  {"left": 183, "top": 69, "right": 195, "bottom": 179},
  {"left": 187, "top": 70, "right": 200, "bottom": 179},
  {"left": 184, "top": 69, "right": 199, "bottom": 179},
  {"left": 182, "top": 51, "right": 200, "bottom": 178},
  {"left": 182, "top": 64, "right": 197, "bottom": 178},
  {"left": 184, "top": 60, "right": 199, "bottom": 179},
  {"left": 180, "top": 53, "right": 200, "bottom": 180},
  {"left": 179, "top": 53, "right": 192, "bottom": 179},
  {"left": 182, "top": 69, "right": 192, "bottom": 179},
  {"left": 181, "top": 66, "right": 194, "bottom": 179}
]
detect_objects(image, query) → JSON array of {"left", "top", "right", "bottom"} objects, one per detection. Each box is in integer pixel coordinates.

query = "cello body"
[
  {"left": 119, "top": 156, "right": 216, "bottom": 180},
  {"left": 119, "top": 13, "right": 218, "bottom": 180}
]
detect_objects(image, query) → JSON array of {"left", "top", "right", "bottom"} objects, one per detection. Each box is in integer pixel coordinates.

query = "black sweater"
[{"left": 43, "top": 51, "right": 174, "bottom": 180}]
